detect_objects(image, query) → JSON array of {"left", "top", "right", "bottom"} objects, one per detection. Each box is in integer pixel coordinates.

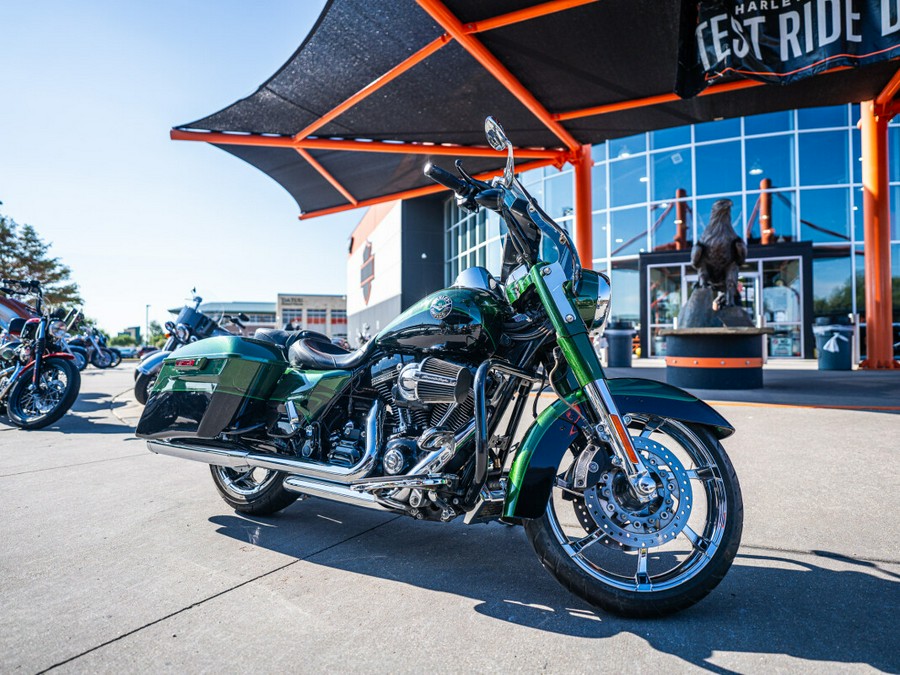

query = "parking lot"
[{"left": 1, "top": 367, "right": 898, "bottom": 673}]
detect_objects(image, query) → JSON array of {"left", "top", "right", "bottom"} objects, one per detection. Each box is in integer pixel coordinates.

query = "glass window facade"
[{"left": 442, "top": 104, "right": 900, "bottom": 356}]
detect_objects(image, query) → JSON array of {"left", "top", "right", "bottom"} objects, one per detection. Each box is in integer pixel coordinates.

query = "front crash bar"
[{"left": 465, "top": 359, "right": 541, "bottom": 508}]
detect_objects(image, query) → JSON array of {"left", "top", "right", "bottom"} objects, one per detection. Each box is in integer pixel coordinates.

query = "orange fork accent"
[{"left": 416, "top": 0, "right": 581, "bottom": 152}]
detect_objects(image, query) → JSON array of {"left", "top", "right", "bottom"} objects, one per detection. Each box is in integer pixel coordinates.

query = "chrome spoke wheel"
[
  {"left": 208, "top": 464, "right": 299, "bottom": 516},
  {"left": 526, "top": 414, "right": 742, "bottom": 616},
  {"left": 212, "top": 465, "right": 279, "bottom": 498},
  {"left": 18, "top": 367, "right": 69, "bottom": 420},
  {"left": 547, "top": 417, "right": 728, "bottom": 592}
]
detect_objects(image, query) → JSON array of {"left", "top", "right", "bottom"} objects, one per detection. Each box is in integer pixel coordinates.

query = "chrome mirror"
[{"left": 485, "top": 116, "right": 514, "bottom": 186}]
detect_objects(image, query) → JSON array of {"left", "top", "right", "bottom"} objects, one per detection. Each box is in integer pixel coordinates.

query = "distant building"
[
  {"left": 277, "top": 293, "right": 347, "bottom": 340},
  {"left": 196, "top": 301, "right": 277, "bottom": 336},
  {"left": 171, "top": 296, "right": 347, "bottom": 339},
  {"left": 120, "top": 326, "right": 141, "bottom": 342}
]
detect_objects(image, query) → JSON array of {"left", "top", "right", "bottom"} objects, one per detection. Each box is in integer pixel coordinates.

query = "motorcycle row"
[
  {"left": 4, "top": 119, "right": 745, "bottom": 618},
  {"left": 0, "top": 279, "right": 87, "bottom": 429}
]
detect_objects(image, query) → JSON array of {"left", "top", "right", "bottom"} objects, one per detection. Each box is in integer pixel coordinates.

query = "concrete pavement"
[{"left": 0, "top": 367, "right": 897, "bottom": 673}]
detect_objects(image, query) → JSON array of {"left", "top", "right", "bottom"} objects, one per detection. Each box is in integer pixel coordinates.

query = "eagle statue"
[{"left": 690, "top": 199, "right": 747, "bottom": 310}]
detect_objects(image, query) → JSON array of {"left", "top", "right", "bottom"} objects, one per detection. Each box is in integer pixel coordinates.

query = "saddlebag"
[{"left": 135, "top": 336, "right": 286, "bottom": 440}]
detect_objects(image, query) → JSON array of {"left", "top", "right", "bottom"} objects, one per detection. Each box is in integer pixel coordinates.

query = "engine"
[
  {"left": 370, "top": 355, "right": 475, "bottom": 449},
  {"left": 269, "top": 354, "right": 478, "bottom": 520}
]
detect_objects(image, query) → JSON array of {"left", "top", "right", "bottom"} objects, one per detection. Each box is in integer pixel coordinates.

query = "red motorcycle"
[{"left": 0, "top": 279, "right": 81, "bottom": 429}]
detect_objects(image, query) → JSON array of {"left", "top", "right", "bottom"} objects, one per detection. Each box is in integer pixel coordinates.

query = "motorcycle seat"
[
  {"left": 288, "top": 336, "right": 377, "bottom": 370},
  {"left": 253, "top": 328, "right": 328, "bottom": 351}
]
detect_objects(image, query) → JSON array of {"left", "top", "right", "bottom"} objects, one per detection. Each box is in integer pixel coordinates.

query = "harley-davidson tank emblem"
[{"left": 429, "top": 295, "right": 453, "bottom": 320}]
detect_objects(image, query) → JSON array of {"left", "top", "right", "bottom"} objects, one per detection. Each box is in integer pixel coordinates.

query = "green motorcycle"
[{"left": 136, "top": 118, "right": 742, "bottom": 617}]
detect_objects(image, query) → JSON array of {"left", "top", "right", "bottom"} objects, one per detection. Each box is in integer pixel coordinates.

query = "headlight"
[
  {"left": 49, "top": 320, "right": 67, "bottom": 339},
  {"left": 594, "top": 271, "right": 611, "bottom": 330},
  {"left": 0, "top": 345, "right": 15, "bottom": 361},
  {"left": 174, "top": 323, "right": 190, "bottom": 342},
  {"left": 574, "top": 270, "right": 612, "bottom": 331}
]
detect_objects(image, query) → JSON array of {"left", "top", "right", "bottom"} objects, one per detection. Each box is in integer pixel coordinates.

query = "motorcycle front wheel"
[
  {"left": 107, "top": 349, "right": 122, "bottom": 368},
  {"left": 7, "top": 357, "right": 81, "bottom": 429},
  {"left": 70, "top": 347, "right": 88, "bottom": 371},
  {"left": 525, "top": 417, "right": 742, "bottom": 618},
  {"left": 209, "top": 465, "right": 299, "bottom": 516},
  {"left": 91, "top": 349, "right": 112, "bottom": 369}
]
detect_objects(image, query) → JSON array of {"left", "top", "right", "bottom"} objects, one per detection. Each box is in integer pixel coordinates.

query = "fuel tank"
[{"left": 376, "top": 288, "right": 507, "bottom": 357}]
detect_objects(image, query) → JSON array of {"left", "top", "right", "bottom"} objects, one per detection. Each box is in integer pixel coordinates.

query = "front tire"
[
  {"left": 91, "top": 349, "right": 112, "bottom": 369},
  {"left": 107, "top": 349, "right": 122, "bottom": 368},
  {"left": 133, "top": 371, "right": 156, "bottom": 405},
  {"left": 524, "top": 418, "right": 742, "bottom": 618},
  {"left": 7, "top": 357, "right": 81, "bottom": 429},
  {"left": 70, "top": 347, "right": 88, "bottom": 371},
  {"left": 209, "top": 465, "right": 299, "bottom": 515}
]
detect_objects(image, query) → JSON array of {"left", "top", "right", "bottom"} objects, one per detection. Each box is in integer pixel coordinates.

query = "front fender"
[
  {"left": 503, "top": 377, "right": 734, "bottom": 521},
  {"left": 135, "top": 350, "right": 171, "bottom": 376}
]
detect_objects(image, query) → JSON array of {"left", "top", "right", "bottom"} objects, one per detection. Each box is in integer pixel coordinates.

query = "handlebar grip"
[{"left": 424, "top": 162, "right": 469, "bottom": 195}]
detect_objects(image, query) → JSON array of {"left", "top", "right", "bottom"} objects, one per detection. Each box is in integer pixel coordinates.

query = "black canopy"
[{"left": 173, "top": 0, "right": 900, "bottom": 217}]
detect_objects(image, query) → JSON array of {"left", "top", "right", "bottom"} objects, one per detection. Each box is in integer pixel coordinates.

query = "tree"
[
  {"left": 110, "top": 334, "right": 136, "bottom": 347},
  {"left": 148, "top": 320, "right": 167, "bottom": 348},
  {"left": 0, "top": 213, "right": 82, "bottom": 308}
]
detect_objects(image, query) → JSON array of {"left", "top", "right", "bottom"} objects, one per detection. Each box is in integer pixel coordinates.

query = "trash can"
[
  {"left": 604, "top": 321, "right": 636, "bottom": 367},
  {"left": 812, "top": 323, "right": 854, "bottom": 370}
]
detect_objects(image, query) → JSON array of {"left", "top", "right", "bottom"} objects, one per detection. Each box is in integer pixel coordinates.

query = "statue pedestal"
[{"left": 659, "top": 327, "right": 774, "bottom": 389}]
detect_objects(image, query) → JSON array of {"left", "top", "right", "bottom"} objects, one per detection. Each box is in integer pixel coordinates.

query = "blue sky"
[{"left": 0, "top": 1, "right": 361, "bottom": 333}]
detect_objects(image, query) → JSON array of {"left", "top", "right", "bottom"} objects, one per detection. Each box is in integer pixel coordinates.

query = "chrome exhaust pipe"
[
  {"left": 282, "top": 475, "right": 389, "bottom": 511},
  {"left": 146, "top": 400, "right": 384, "bottom": 484}
]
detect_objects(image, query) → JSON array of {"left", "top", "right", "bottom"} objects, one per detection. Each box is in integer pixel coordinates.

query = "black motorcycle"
[
  {"left": 0, "top": 279, "right": 81, "bottom": 429},
  {"left": 133, "top": 292, "right": 240, "bottom": 405}
]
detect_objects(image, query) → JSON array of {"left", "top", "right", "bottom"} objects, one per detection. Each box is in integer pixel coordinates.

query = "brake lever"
[{"left": 455, "top": 160, "right": 491, "bottom": 191}]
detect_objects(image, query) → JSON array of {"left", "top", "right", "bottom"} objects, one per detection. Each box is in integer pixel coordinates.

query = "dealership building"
[
  {"left": 189, "top": 294, "right": 347, "bottom": 340},
  {"left": 347, "top": 103, "right": 900, "bottom": 359}
]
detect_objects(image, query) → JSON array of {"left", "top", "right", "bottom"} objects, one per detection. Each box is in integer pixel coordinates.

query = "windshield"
[{"left": 499, "top": 176, "right": 581, "bottom": 287}]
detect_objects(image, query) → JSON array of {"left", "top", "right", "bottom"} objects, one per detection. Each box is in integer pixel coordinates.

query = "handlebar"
[{"left": 424, "top": 163, "right": 470, "bottom": 195}]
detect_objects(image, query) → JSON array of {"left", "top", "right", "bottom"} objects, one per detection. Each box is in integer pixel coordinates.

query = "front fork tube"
[
  {"left": 533, "top": 263, "right": 656, "bottom": 501},
  {"left": 582, "top": 379, "right": 657, "bottom": 499}
]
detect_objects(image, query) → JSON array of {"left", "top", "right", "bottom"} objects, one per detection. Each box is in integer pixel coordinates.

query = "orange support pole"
[
  {"left": 296, "top": 148, "right": 358, "bottom": 205},
  {"left": 760, "top": 178, "right": 773, "bottom": 245},
  {"left": 573, "top": 145, "right": 593, "bottom": 267},
  {"left": 416, "top": 0, "right": 580, "bottom": 152},
  {"left": 674, "top": 188, "right": 687, "bottom": 250},
  {"left": 464, "top": 0, "right": 597, "bottom": 34},
  {"left": 859, "top": 101, "right": 898, "bottom": 369}
]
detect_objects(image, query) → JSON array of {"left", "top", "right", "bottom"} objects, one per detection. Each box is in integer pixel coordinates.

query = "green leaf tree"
[{"left": 0, "top": 213, "right": 82, "bottom": 308}]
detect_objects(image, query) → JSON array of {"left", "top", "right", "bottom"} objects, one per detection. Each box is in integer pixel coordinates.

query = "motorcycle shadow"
[
  {"left": 211, "top": 504, "right": 898, "bottom": 673},
  {"left": 71, "top": 392, "right": 127, "bottom": 415}
]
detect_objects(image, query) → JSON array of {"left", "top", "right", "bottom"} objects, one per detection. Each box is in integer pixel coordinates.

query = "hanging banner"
[{"left": 676, "top": 0, "right": 900, "bottom": 97}]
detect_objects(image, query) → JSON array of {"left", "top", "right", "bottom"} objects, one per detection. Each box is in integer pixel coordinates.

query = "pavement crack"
[
  {"left": 36, "top": 515, "right": 402, "bottom": 674},
  {"left": 109, "top": 387, "right": 136, "bottom": 426}
]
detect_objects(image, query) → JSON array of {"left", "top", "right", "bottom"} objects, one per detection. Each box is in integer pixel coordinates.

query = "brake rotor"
[{"left": 577, "top": 436, "right": 693, "bottom": 548}]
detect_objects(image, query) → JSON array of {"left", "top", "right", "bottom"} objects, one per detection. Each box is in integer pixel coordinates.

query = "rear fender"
[{"left": 503, "top": 377, "right": 734, "bottom": 521}]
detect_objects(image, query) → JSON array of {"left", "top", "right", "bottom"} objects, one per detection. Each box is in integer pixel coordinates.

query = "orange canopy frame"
[{"left": 173, "top": 0, "right": 900, "bottom": 367}]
